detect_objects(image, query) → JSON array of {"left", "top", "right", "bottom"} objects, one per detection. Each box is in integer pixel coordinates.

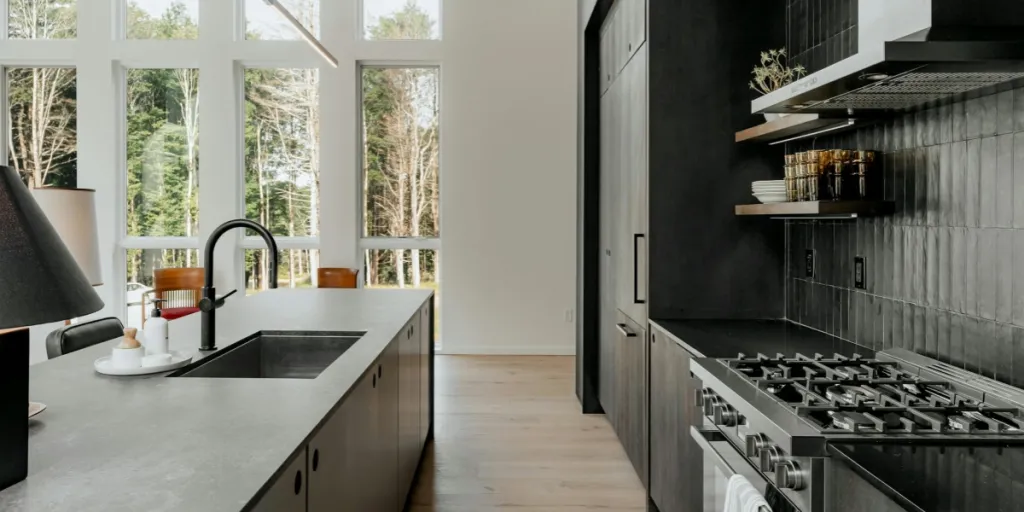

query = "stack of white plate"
[{"left": 752, "top": 180, "right": 788, "bottom": 204}]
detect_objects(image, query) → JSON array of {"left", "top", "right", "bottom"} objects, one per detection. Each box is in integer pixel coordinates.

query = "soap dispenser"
[{"left": 144, "top": 299, "right": 169, "bottom": 356}]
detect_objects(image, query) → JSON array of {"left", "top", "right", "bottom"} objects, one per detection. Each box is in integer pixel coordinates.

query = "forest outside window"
[
  {"left": 126, "top": 0, "right": 198, "bottom": 39},
  {"left": 7, "top": 67, "right": 77, "bottom": 188},
  {"left": 245, "top": 249, "right": 320, "bottom": 294},
  {"left": 125, "top": 68, "right": 200, "bottom": 239},
  {"left": 246, "top": 0, "right": 319, "bottom": 40},
  {"left": 363, "top": 0, "right": 440, "bottom": 40},
  {"left": 8, "top": 0, "right": 76, "bottom": 39},
  {"left": 362, "top": 66, "right": 439, "bottom": 239},
  {"left": 244, "top": 68, "right": 320, "bottom": 238}
]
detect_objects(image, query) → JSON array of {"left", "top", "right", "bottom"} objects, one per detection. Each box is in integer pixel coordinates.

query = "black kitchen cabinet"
[
  {"left": 398, "top": 312, "right": 422, "bottom": 510},
  {"left": 419, "top": 300, "right": 433, "bottom": 447},
  {"left": 252, "top": 448, "right": 307, "bottom": 512},
  {"left": 613, "top": 314, "right": 647, "bottom": 487},
  {"left": 648, "top": 323, "right": 702, "bottom": 512}
]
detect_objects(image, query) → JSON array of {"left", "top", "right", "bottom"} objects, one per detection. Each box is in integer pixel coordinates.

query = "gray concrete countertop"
[{"left": 0, "top": 288, "right": 433, "bottom": 512}]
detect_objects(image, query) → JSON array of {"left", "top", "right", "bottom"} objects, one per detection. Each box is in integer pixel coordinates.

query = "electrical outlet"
[
  {"left": 565, "top": 309, "right": 574, "bottom": 323},
  {"left": 805, "top": 249, "right": 815, "bottom": 278},
  {"left": 854, "top": 257, "right": 866, "bottom": 289}
]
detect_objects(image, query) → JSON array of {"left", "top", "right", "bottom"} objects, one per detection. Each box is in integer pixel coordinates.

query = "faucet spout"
[{"left": 199, "top": 219, "right": 278, "bottom": 351}]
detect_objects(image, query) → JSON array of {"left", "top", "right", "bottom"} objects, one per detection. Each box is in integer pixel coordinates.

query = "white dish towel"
[{"left": 722, "top": 474, "right": 771, "bottom": 512}]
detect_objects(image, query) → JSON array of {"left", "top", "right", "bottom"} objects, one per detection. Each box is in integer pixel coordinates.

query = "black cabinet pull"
[
  {"left": 615, "top": 323, "right": 637, "bottom": 338},
  {"left": 378, "top": 364, "right": 382, "bottom": 378},
  {"left": 312, "top": 449, "right": 319, "bottom": 471},
  {"left": 293, "top": 470, "right": 302, "bottom": 495},
  {"left": 633, "top": 233, "right": 646, "bottom": 304},
  {"left": 372, "top": 374, "right": 377, "bottom": 388},
  {"left": 652, "top": 334, "right": 656, "bottom": 344}
]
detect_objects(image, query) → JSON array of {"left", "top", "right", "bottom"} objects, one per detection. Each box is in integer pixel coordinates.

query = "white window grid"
[{"left": 0, "top": 0, "right": 444, "bottom": 323}]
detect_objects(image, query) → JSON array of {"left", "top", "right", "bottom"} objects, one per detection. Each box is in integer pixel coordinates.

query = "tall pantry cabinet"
[{"left": 597, "top": 0, "right": 649, "bottom": 487}]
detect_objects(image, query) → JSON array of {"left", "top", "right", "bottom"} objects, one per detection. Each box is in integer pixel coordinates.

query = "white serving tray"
[{"left": 94, "top": 351, "right": 193, "bottom": 376}]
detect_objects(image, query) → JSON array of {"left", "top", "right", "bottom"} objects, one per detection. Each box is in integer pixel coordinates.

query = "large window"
[
  {"left": 362, "top": 66, "right": 439, "bottom": 238},
  {"left": 363, "top": 0, "right": 440, "bottom": 40},
  {"left": 244, "top": 68, "right": 320, "bottom": 238},
  {"left": 126, "top": 68, "right": 200, "bottom": 238},
  {"left": 126, "top": 0, "right": 198, "bottom": 39},
  {"left": 245, "top": 249, "right": 320, "bottom": 295},
  {"left": 8, "top": 0, "right": 76, "bottom": 39},
  {"left": 7, "top": 67, "right": 77, "bottom": 187},
  {"left": 246, "top": 0, "right": 319, "bottom": 40}
]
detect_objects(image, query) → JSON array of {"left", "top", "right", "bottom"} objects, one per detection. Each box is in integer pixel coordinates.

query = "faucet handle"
[
  {"left": 199, "top": 288, "right": 238, "bottom": 312},
  {"left": 217, "top": 289, "right": 239, "bottom": 304}
]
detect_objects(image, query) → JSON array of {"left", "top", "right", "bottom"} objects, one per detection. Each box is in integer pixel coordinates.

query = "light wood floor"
[{"left": 408, "top": 356, "right": 647, "bottom": 511}]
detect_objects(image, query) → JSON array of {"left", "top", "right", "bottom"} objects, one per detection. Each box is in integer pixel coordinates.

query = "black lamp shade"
[{"left": 0, "top": 166, "right": 103, "bottom": 328}]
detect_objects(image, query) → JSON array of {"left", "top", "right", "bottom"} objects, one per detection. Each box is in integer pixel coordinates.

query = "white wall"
[{"left": 441, "top": 0, "right": 579, "bottom": 355}]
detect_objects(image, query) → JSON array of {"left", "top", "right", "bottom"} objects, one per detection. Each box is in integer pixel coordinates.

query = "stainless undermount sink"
[{"left": 171, "top": 331, "right": 365, "bottom": 379}]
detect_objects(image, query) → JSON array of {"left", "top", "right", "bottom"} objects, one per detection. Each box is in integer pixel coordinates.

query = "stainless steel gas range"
[{"left": 689, "top": 348, "right": 1024, "bottom": 512}]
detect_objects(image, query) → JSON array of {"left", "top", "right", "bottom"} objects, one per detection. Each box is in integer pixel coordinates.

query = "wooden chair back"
[
  {"left": 142, "top": 268, "right": 205, "bottom": 326},
  {"left": 317, "top": 268, "right": 359, "bottom": 289}
]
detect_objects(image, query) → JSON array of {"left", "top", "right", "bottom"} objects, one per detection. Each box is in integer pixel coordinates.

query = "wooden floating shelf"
[
  {"left": 735, "top": 201, "right": 894, "bottom": 219},
  {"left": 735, "top": 114, "right": 859, "bottom": 144}
]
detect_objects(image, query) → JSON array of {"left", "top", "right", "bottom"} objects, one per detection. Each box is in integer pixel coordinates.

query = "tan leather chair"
[
  {"left": 317, "top": 268, "right": 359, "bottom": 289},
  {"left": 142, "top": 268, "right": 205, "bottom": 326}
]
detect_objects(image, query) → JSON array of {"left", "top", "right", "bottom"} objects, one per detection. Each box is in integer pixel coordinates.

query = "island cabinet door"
[
  {"left": 375, "top": 336, "right": 401, "bottom": 512},
  {"left": 308, "top": 371, "right": 375, "bottom": 512},
  {"left": 398, "top": 314, "right": 422, "bottom": 509},
  {"left": 251, "top": 447, "right": 307, "bottom": 512},
  {"left": 419, "top": 300, "right": 432, "bottom": 447}
]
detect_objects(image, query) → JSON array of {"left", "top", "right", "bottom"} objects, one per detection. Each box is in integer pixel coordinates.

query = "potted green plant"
[{"left": 749, "top": 48, "right": 807, "bottom": 121}]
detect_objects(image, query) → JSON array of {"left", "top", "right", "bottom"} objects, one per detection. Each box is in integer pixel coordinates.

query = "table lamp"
[{"left": 0, "top": 166, "right": 103, "bottom": 491}]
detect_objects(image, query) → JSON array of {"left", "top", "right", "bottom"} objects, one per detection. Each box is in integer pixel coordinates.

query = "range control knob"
[
  {"left": 713, "top": 404, "right": 740, "bottom": 427},
  {"left": 760, "top": 445, "right": 784, "bottom": 473},
  {"left": 745, "top": 433, "right": 769, "bottom": 458},
  {"left": 703, "top": 394, "right": 722, "bottom": 417},
  {"left": 775, "top": 460, "right": 807, "bottom": 491}
]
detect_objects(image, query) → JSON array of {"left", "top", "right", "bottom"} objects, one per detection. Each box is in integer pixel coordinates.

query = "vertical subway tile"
[
  {"left": 927, "top": 145, "right": 940, "bottom": 227},
  {"left": 939, "top": 102, "right": 953, "bottom": 145},
  {"left": 997, "top": 134, "right": 1014, "bottom": 228},
  {"left": 926, "top": 227, "right": 938, "bottom": 308},
  {"left": 966, "top": 97, "right": 983, "bottom": 140},
  {"left": 938, "top": 227, "right": 951, "bottom": 311},
  {"left": 884, "top": 152, "right": 896, "bottom": 202},
  {"left": 1016, "top": 85, "right": 1024, "bottom": 133},
  {"left": 982, "top": 92, "right": 999, "bottom": 138},
  {"left": 953, "top": 98, "right": 967, "bottom": 142},
  {"left": 951, "top": 141, "right": 967, "bottom": 227},
  {"left": 1014, "top": 327, "right": 1024, "bottom": 388},
  {"left": 998, "top": 90, "right": 1016, "bottom": 135},
  {"left": 913, "top": 304, "right": 926, "bottom": 355},
  {"left": 904, "top": 113, "right": 915, "bottom": 150},
  {"left": 1014, "top": 230, "right": 1024, "bottom": 327},
  {"left": 913, "top": 227, "right": 926, "bottom": 305},
  {"left": 951, "top": 227, "right": 966, "bottom": 314},
  {"left": 915, "top": 148, "right": 928, "bottom": 226},
  {"left": 996, "top": 323, "right": 1014, "bottom": 385},
  {"left": 981, "top": 136, "right": 999, "bottom": 228},
  {"left": 978, "top": 229, "right": 997, "bottom": 321},
  {"left": 939, "top": 143, "right": 952, "bottom": 227},
  {"left": 862, "top": 294, "right": 874, "bottom": 350},
  {"left": 966, "top": 138, "right": 982, "bottom": 228},
  {"left": 892, "top": 301, "right": 905, "bottom": 350},
  {"left": 965, "top": 228, "right": 979, "bottom": 316},
  {"left": 881, "top": 298, "right": 893, "bottom": 351},
  {"left": 893, "top": 225, "right": 904, "bottom": 298},
  {"left": 915, "top": 109, "right": 927, "bottom": 148},
  {"left": 937, "top": 310, "right": 951, "bottom": 363},
  {"left": 873, "top": 296, "right": 884, "bottom": 351},
  {"left": 1015, "top": 133, "right": 1024, "bottom": 229},
  {"left": 950, "top": 313, "right": 965, "bottom": 368},
  {"left": 963, "top": 316, "right": 981, "bottom": 374},
  {"left": 925, "top": 307, "right": 938, "bottom": 358},
  {"left": 895, "top": 151, "right": 909, "bottom": 222},
  {"left": 905, "top": 227, "right": 917, "bottom": 303},
  {"left": 881, "top": 224, "right": 893, "bottom": 297},
  {"left": 997, "top": 229, "right": 1014, "bottom": 324},
  {"left": 979, "top": 320, "right": 997, "bottom": 379},
  {"left": 926, "top": 104, "right": 940, "bottom": 147}
]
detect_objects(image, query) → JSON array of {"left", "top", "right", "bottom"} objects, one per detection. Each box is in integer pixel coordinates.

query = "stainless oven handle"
[{"left": 689, "top": 426, "right": 772, "bottom": 490}]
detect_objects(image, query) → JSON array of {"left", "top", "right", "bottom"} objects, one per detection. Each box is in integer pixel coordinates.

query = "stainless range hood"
[{"left": 754, "top": 0, "right": 1024, "bottom": 114}]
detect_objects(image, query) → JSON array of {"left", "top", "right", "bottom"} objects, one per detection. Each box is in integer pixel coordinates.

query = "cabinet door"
[
  {"left": 309, "top": 370, "right": 375, "bottom": 511},
  {"left": 398, "top": 315, "right": 421, "bottom": 509},
  {"left": 251, "top": 448, "right": 307, "bottom": 512},
  {"left": 649, "top": 325, "right": 704, "bottom": 512},
  {"left": 376, "top": 338, "right": 401, "bottom": 512},
  {"left": 622, "top": 0, "right": 646, "bottom": 61},
  {"left": 612, "top": 313, "right": 647, "bottom": 487},
  {"left": 419, "top": 301, "right": 433, "bottom": 447},
  {"left": 599, "top": 82, "right": 617, "bottom": 419},
  {"left": 617, "top": 46, "right": 647, "bottom": 325}
]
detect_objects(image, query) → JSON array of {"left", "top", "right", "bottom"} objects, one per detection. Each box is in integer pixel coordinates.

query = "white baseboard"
[{"left": 437, "top": 344, "right": 576, "bottom": 356}]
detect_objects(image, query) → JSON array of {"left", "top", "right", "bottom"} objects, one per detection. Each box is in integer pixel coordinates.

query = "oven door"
[{"left": 690, "top": 426, "right": 773, "bottom": 512}]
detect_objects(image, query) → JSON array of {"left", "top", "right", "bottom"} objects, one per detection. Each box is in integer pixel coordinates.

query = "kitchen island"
[{"left": 0, "top": 288, "right": 434, "bottom": 512}]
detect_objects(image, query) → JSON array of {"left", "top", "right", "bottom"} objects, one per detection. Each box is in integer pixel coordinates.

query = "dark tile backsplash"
[
  {"left": 786, "top": 0, "right": 857, "bottom": 73},
  {"left": 784, "top": 87, "right": 1024, "bottom": 387}
]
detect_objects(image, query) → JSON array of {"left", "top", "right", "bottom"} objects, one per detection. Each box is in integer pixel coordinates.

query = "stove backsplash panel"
[{"left": 785, "top": 86, "right": 1024, "bottom": 387}]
